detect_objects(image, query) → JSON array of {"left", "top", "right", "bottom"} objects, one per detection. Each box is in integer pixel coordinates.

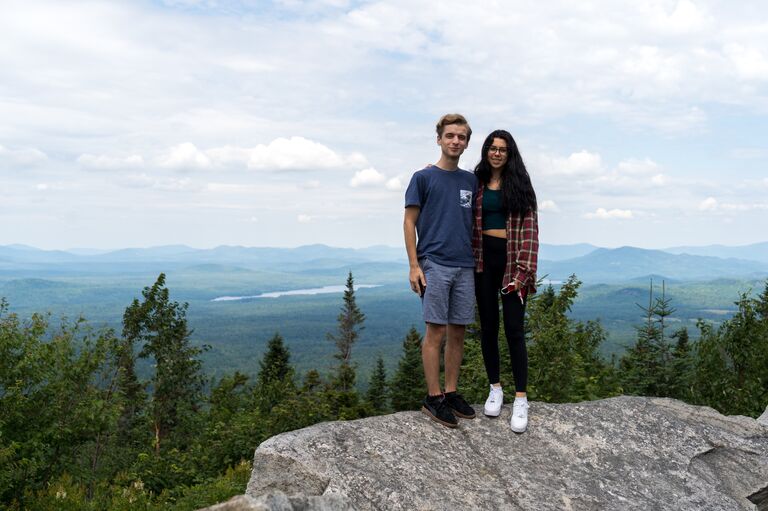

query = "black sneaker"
[
  {"left": 443, "top": 391, "right": 476, "bottom": 419},
  {"left": 421, "top": 394, "right": 458, "bottom": 428}
]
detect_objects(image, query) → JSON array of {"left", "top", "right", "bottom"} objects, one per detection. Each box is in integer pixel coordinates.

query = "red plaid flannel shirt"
[{"left": 472, "top": 185, "right": 539, "bottom": 296}]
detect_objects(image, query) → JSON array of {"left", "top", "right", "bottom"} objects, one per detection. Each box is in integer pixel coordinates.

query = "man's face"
[{"left": 437, "top": 124, "right": 469, "bottom": 159}]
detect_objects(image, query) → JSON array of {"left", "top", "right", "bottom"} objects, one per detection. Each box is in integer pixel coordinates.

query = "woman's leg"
[
  {"left": 476, "top": 236, "right": 507, "bottom": 385},
  {"left": 475, "top": 268, "right": 501, "bottom": 385},
  {"left": 501, "top": 292, "right": 528, "bottom": 393}
]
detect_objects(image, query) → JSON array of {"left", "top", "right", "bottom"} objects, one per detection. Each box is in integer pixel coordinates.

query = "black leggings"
[{"left": 475, "top": 235, "right": 528, "bottom": 392}]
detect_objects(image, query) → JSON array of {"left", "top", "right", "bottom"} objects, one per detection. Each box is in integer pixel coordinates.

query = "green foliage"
[
  {"left": 123, "top": 274, "right": 207, "bottom": 453},
  {"left": 389, "top": 327, "right": 426, "bottom": 411},
  {"left": 196, "top": 372, "right": 264, "bottom": 477},
  {"left": 456, "top": 316, "right": 492, "bottom": 405},
  {"left": 526, "top": 275, "right": 619, "bottom": 402},
  {"left": 325, "top": 272, "right": 366, "bottom": 418},
  {"left": 256, "top": 333, "right": 296, "bottom": 414},
  {"left": 690, "top": 281, "right": 768, "bottom": 417},
  {"left": 21, "top": 460, "right": 251, "bottom": 511},
  {"left": 266, "top": 369, "right": 333, "bottom": 433},
  {"left": 160, "top": 460, "right": 252, "bottom": 511},
  {"left": 327, "top": 272, "right": 366, "bottom": 365},
  {"left": 667, "top": 328, "right": 694, "bottom": 400},
  {"left": 258, "top": 333, "right": 292, "bottom": 388},
  {"left": 365, "top": 356, "right": 389, "bottom": 414},
  {"left": 619, "top": 280, "right": 697, "bottom": 401},
  {"left": 619, "top": 281, "right": 671, "bottom": 396},
  {"left": 0, "top": 299, "right": 124, "bottom": 506},
  {"left": 4, "top": 271, "right": 768, "bottom": 510}
]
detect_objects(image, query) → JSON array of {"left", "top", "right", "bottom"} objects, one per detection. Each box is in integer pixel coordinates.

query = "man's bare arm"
[{"left": 403, "top": 206, "right": 426, "bottom": 295}]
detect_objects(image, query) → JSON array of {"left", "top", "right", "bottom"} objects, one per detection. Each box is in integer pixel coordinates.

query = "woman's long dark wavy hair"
[{"left": 474, "top": 129, "right": 537, "bottom": 215}]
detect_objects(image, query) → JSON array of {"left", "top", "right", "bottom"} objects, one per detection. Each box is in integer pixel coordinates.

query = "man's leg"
[
  {"left": 418, "top": 260, "right": 460, "bottom": 428},
  {"left": 445, "top": 266, "right": 474, "bottom": 393},
  {"left": 443, "top": 323, "right": 465, "bottom": 393},
  {"left": 440, "top": 266, "right": 477, "bottom": 419},
  {"left": 422, "top": 322, "right": 446, "bottom": 396}
]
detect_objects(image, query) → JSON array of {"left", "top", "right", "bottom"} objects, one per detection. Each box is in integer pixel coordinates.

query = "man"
[{"left": 403, "top": 113, "right": 477, "bottom": 428}]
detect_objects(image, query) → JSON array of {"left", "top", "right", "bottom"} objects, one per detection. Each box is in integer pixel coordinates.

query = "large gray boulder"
[{"left": 234, "top": 396, "right": 768, "bottom": 510}]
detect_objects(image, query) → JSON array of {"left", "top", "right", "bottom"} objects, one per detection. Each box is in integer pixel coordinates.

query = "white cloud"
[
  {"left": 207, "top": 137, "right": 367, "bottom": 171},
  {"left": 724, "top": 43, "right": 768, "bottom": 80},
  {"left": 657, "top": 0, "right": 711, "bottom": 34},
  {"left": 699, "top": 197, "right": 718, "bottom": 211},
  {"left": 350, "top": 167, "right": 386, "bottom": 187},
  {"left": 156, "top": 143, "right": 211, "bottom": 171},
  {"left": 79, "top": 137, "right": 365, "bottom": 174},
  {"left": 616, "top": 158, "right": 660, "bottom": 175},
  {"left": 546, "top": 150, "right": 603, "bottom": 176},
  {"left": 583, "top": 208, "right": 634, "bottom": 219},
  {"left": 297, "top": 214, "right": 313, "bottom": 223},
  {"left": 36, "top": 183, "right": 49, "bottom": 191},
  {"left": 539, "top": 200, "right": 560, "bottom": 212},
  {"left": 385, "top": 177, "right": 404, "bottom": 191},
  {"left": 78, "top": 153, "right": 144, "bottom": 170},
  {"left": 0, "top": 144, "right": 48, "bottom": 167},
  {"left": 3, "top": 0, "right": 768, "bottom": 249}
]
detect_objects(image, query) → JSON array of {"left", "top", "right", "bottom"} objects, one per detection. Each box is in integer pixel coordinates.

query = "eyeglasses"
[{"left": 488, "top": 146, "right": 507, "bottom": 155}]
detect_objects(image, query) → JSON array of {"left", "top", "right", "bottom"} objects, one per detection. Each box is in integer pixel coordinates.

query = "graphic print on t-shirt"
[{"left": 459, "top": 190, "right": 473, "bottom": 208}]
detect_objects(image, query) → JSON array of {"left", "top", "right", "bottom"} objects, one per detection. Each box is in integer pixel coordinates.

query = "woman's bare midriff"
[{"left": 482, "top": 229, "right": 506, "bottom": 239}]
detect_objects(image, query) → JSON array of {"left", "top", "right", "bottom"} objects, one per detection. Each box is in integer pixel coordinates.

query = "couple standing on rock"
[{"left": 403, "top": 113, "right": 539, "bottom": 432}]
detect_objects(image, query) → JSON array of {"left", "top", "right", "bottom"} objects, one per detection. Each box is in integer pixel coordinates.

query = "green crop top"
[{"left": 482, "top": 188, "right": 506, "bottom": 230}]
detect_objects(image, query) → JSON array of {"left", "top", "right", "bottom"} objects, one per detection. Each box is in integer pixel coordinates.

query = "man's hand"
[{"left": 409, "top": 265, "right": 426, "bottom": 296}]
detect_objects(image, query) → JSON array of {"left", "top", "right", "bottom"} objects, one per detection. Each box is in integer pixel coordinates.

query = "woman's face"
[{"left": 487, "top": 137, "right": 508, "bottom": 171}]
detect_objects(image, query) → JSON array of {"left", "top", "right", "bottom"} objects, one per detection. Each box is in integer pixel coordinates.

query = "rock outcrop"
[{"left": 206, "top": 397, "right": 768, "bottom": 510}]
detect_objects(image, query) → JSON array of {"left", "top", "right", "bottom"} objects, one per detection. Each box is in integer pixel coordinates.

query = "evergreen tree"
[
  {"left": 269, "top": 369, "right": 332, "bottom": 433},
  {"left": 389, "top": 327, "right": 426, "bottom": 411},
  {"left": 365, "top": 356, "right": 389, "bottom": 414},
  {"left": 122, "top": 273, "right": 207, "bottom": 453},
  {"left": 327, "top": 271, "right": 366, "bottom": 366},
  {"left": 258, "top": 333, "right": 292, "bottom": 387},
  {"left": 256, "top": 333, "right": 296, "bottom": 414},
  {"left": 325, "top": 272, "right": 365, "bottom": 418},
  {"left": 619, "top": 280, "right": 676, "bottom": 397},
  {"left": 667, "top": 327, "right": 693, "bottom": 401},
  {"left": 302, "top": 369, "right": 323, "bottom": 392}
]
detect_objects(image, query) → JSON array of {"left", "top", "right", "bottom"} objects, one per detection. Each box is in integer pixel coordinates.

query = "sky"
[{"left": 2, "top": 0, "right": 767, "bottom": 250}]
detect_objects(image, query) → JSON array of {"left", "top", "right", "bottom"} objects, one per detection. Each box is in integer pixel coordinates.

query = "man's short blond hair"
[{"left": 436, "top": 113, "right": 472, "bottom": 140}]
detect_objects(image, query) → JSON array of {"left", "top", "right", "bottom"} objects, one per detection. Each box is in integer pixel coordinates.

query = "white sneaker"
[
  {"left": 510, "top": 397, "right": 529, "bottom": 433},
  {"left": 483, "top": 385, "right": 503, "bottom": 417}
]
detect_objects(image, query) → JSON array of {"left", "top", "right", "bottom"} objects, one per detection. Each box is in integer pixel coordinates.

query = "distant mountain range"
[
  {"left": 539, "top": 246, "right": 768, "bottom": 283},
  {"left": 662, "top": 242, "right": 768, "bottom": 264},
  {"left": 2, "top": 242, "right": 768, "bottom": 283}
]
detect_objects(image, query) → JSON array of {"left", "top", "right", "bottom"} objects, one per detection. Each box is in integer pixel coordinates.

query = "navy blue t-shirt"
[{"left": 404, "top": 165, "right": 477, "bottom": 268}]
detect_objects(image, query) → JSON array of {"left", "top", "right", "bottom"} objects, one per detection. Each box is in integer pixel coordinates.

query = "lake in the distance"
[{"left": 211, "top": 284, "right": 382, "bottom": 301}]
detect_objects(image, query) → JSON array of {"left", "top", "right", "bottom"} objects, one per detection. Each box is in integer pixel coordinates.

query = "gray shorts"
[{"left": 420, "top": 258, "right": 475, "bottom": 325}]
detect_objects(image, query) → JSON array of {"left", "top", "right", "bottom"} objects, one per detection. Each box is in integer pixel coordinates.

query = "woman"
[{"left": 472, "top": 129, "right": 538, "bottom": 432}]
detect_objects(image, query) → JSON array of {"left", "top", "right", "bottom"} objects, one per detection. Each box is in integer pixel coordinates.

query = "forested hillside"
[{"left": 1, "top": 272, "right": 767, "bottom": 509}]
